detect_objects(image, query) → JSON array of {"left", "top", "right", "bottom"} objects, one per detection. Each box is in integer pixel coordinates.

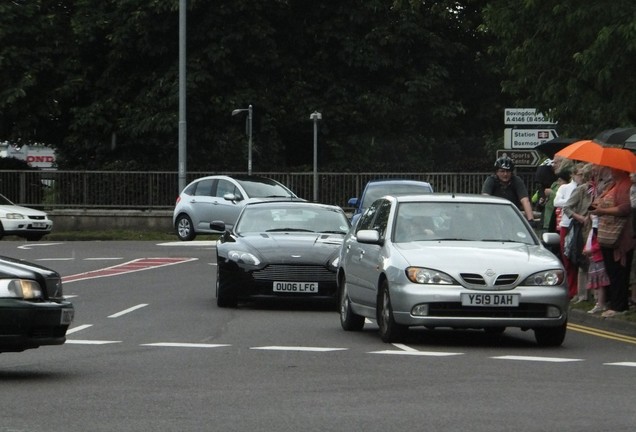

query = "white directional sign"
[
  {"left": 496, "top": 149, "right": 541, "bottom": 167},
  {"left": 504, "top": 108, "right": 557, "bottom": 125},
  {"left": 504, "top": 128, "right": 558, "bottom": 149}
]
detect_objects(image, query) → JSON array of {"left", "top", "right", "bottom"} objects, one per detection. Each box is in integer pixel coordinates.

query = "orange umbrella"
[
  {"left": 554, "top": 139, "right": 604, "bottom": 162},
  {"left": 596, "top": 147, "right": 636, "bottom": 173}
]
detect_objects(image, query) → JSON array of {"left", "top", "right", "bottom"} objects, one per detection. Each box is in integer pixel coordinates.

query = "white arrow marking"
[{"left": 17, "top": 242, "right": 64, "bottom": 250}]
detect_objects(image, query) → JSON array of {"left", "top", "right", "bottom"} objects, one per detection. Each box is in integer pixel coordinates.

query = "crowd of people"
[{"left": 483, "top": 155, "right": 636, "bottom": 318}]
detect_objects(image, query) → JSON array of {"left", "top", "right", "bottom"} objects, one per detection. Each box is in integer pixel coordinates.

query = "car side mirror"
[
  {"left": 356, "top": 229, "right": 381, "bottom": 245},
  {"left": 210, "top": 221, "right": 227, "bottom": 232},
  {"left": 541, "top": 232, "right": 560, "bottom": 245},
  {"left": 347, "top": 197, "right": 359, "bottom": 207},
  {"left": 223, "top": 192, "right": 243, "bottom": 203}
]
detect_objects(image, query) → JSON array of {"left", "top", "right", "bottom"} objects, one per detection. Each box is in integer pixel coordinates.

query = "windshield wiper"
[{"left": 320, "top": 230, "right": 348, "bottom": 234}]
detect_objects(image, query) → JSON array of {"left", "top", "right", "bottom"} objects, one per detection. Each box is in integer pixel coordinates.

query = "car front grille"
[
  {"left": 429, "top": 302, "right": 547, "bottom": 318},
  {"left": 252, "top": 264, "right": 335, "bottom": 282},
  {"left": 460, "top": 273, "right": 519, "bottom": 287},
  {"left": 28, "top": 215, "right": 46, "bottom": 221}
]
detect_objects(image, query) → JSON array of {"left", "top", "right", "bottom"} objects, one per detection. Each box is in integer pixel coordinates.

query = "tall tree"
[{"left": 483, "top": 0, "right": 636, "bottom": 137}]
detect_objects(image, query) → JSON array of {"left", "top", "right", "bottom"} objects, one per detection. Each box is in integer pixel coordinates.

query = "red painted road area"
[{"left": 62, "top": 257, "right": 198, "bottom": 283}]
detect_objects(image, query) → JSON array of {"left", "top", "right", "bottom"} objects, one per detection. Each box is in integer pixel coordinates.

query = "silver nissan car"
[{"left": 337, "top": 194, "right": 568, "bottom": 346}]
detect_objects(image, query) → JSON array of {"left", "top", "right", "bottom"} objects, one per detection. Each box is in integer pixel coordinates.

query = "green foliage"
[
  {"left": 483, "top": 0, "right": 636, "bottom": 137},
  {"left": 15, "top": 1, "right": 636, "bottom": 174}
]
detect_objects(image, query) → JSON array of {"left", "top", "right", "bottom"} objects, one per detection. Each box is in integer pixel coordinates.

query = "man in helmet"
[{"left": 482, "top": 156, "right": 536, "bottom": 224}]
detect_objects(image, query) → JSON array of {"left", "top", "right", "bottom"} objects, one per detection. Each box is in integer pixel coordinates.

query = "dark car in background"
[
  {"left": 173, "top": 175, "right": 300, "bottom": 241},
  {"left": 213, "top": 201, "right": 350, "bottom": 308},
  {"left": 348, "top": 179, "right": 433, "bottom": 226},
  {"left": 0, "top": 255, "right": 74, "bottom": 353}
]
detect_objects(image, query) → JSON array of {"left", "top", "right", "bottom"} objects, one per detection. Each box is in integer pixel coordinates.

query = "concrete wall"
[{"left": 49, "top": 209, "right": 174, "bottom": 232}]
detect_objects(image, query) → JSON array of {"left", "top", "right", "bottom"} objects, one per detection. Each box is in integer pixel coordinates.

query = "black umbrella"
[
  {"left": 594, "top": 127, "right": 636, "bottom": 146},
  {"left": 623, "top": 134, "right": 636, "bottom": 151},
  {"left": 534, "top": 137, "right": 578, "bottom": 158}
]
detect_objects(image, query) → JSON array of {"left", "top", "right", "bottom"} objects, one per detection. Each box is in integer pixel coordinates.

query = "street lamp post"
[
  {"left": 232, "top": 105, "right": 253, "bottom": 175},
  {"left": 310, "top": 111, "right": 322, "bottom": 202}
]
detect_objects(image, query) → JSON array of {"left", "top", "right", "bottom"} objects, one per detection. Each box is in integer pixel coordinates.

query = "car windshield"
[
  {"left": 0, "top": 194, "right": 14, "bottom": 205},
  {"left": 236, "top": 178, "right": 295, "bottom": 198},
  {"left": 393, "top": 201, "right": 536, "bottom": 245},
  {"left": 236, "top": 206, "right": 350, "bottom": 234},
  {"left": 362, "top": 183, "right": 432, "bottom": 208}
]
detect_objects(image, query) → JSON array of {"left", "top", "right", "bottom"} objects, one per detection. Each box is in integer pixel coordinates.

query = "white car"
[
  {"left": 337, "top": 193, "right": 568, "bottom": 346},
  {"left": 0, "top": 193, "right": 53, "bottom": 241},
  {"left": 173, "top": 175, "right": 300, "bottom": 241}
]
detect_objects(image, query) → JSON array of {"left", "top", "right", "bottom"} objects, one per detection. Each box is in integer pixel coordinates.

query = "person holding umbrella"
[{"left": 590, "top": 167, "right": 635, "bottom": 318}]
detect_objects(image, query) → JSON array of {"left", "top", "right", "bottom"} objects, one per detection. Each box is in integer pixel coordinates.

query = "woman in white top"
[{"left": 553, "top": 166, "right": 579, "bottom": 299}]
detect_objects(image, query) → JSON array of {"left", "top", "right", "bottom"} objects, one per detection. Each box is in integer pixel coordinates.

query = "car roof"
[
  {"left": 189, "top": 174, "right": 279, "bottom": 183},
  {"left": 365, "top": 179, "right": 432, "bottom": 187},
  {"left": 242, "top": 200, "right": 342, "bottom": 211},
  {"left": 390, "top": 193, "right": 512, "bottom": 205}
]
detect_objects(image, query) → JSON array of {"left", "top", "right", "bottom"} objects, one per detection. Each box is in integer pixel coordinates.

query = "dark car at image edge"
[{"left": 0, "top": 256, "right": 74, "bottom": 353}]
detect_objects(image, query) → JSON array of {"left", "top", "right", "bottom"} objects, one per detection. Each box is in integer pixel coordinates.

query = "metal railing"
[{"left": 0, "top": 170, "right": 536, "bottom": 210}]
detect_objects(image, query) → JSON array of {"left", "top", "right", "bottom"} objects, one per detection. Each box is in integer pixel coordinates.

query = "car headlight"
[
  {"left": 406, "top": 267, "right": 455, "bottom": 284},
  {"left": 0, "top": 279, "right": 43, "bottom": 299},
  {"left": 5, "top": 212, "right": 25, "bottom": 220},
  {"left": 522, "top": 270, "right": 564, "bottom": 286},
  {"left": 329, "top": 256, "right": 340, "bottom": 269},
  {"left": 228, "top": 250, "right": 261, "bottom": 266}
]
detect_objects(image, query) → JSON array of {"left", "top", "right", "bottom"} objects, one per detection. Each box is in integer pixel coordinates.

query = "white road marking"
[
  {"left": 108, "top": 303, "right": 148, "bottom": 318},
  {"left": 251, "top": 346, "right": 347, "bottom": 352},
  {"left": 157, "top": 241, "right": 217, "bottom": 247},
  {"left": 492, "top": 355, "right": 583, "bottom": 363},
  {"left": 84, "top": 257, "right": 124, "bottom": 260},
  {"left": 370, "top": 349, "right": 463, "bottom": 356},
  {"left": 65, "top": 340, "right": 121, "bottom": 345},
  {"left": 64, "top": 295, "right": 78, "bottom": 299},
  {"left": 37, "top": 258, "right": 74, "bottom": 261},
  {"left": 141, "top": 343, "right": 231, "bottom": 348},
  {"left": 17, "top": 242, "right": 63, "bottom": 250},
  {"left": 604, "top": 362, "right": 636, "bottom": 367},
  {"left": 392, "top": 343, "right": 419, "bottom": 352},
  {"left": 369, "top": 343, "right": 463, "bottom": 356},
  {"left": 66, "top": 324, "right": 93, "bottom": 334}
]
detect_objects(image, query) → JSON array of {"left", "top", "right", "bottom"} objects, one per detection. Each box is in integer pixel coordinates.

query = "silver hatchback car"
[
  {"left": 337, "top": 194, "right": 568, "bottom": 346},
  {"left": 173, "top": 175, "right": 299, "bottom": 241}
]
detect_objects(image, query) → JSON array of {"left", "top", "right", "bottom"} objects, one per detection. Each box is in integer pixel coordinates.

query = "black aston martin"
[{"left": 213, "top": 201, "right": 351, "bottom": 307}]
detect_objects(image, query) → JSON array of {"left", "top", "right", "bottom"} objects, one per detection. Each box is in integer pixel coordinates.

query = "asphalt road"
[{"left": 0, "top": 240, "right": 635, "bottom": 432}]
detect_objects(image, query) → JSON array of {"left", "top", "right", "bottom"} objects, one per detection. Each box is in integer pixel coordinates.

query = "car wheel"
[
  {"left": 534, "top": 321, "right": 567, "bottom": 347},
  {"left": 339, "top": 275, "right": 364, "bottom": 331},
  {"left": 175, "top": 214, "right": 196, "bottom": 241},
  {"left": 216, "top": 265, "right": 238, "bottom": 308},
  {"left": 377, "top": 280, "right": 407, "bottom": 343}
]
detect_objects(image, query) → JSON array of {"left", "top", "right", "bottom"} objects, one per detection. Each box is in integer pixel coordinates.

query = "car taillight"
[{"left": 175, "top": 196, "right": 181, "bottom": 204}]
